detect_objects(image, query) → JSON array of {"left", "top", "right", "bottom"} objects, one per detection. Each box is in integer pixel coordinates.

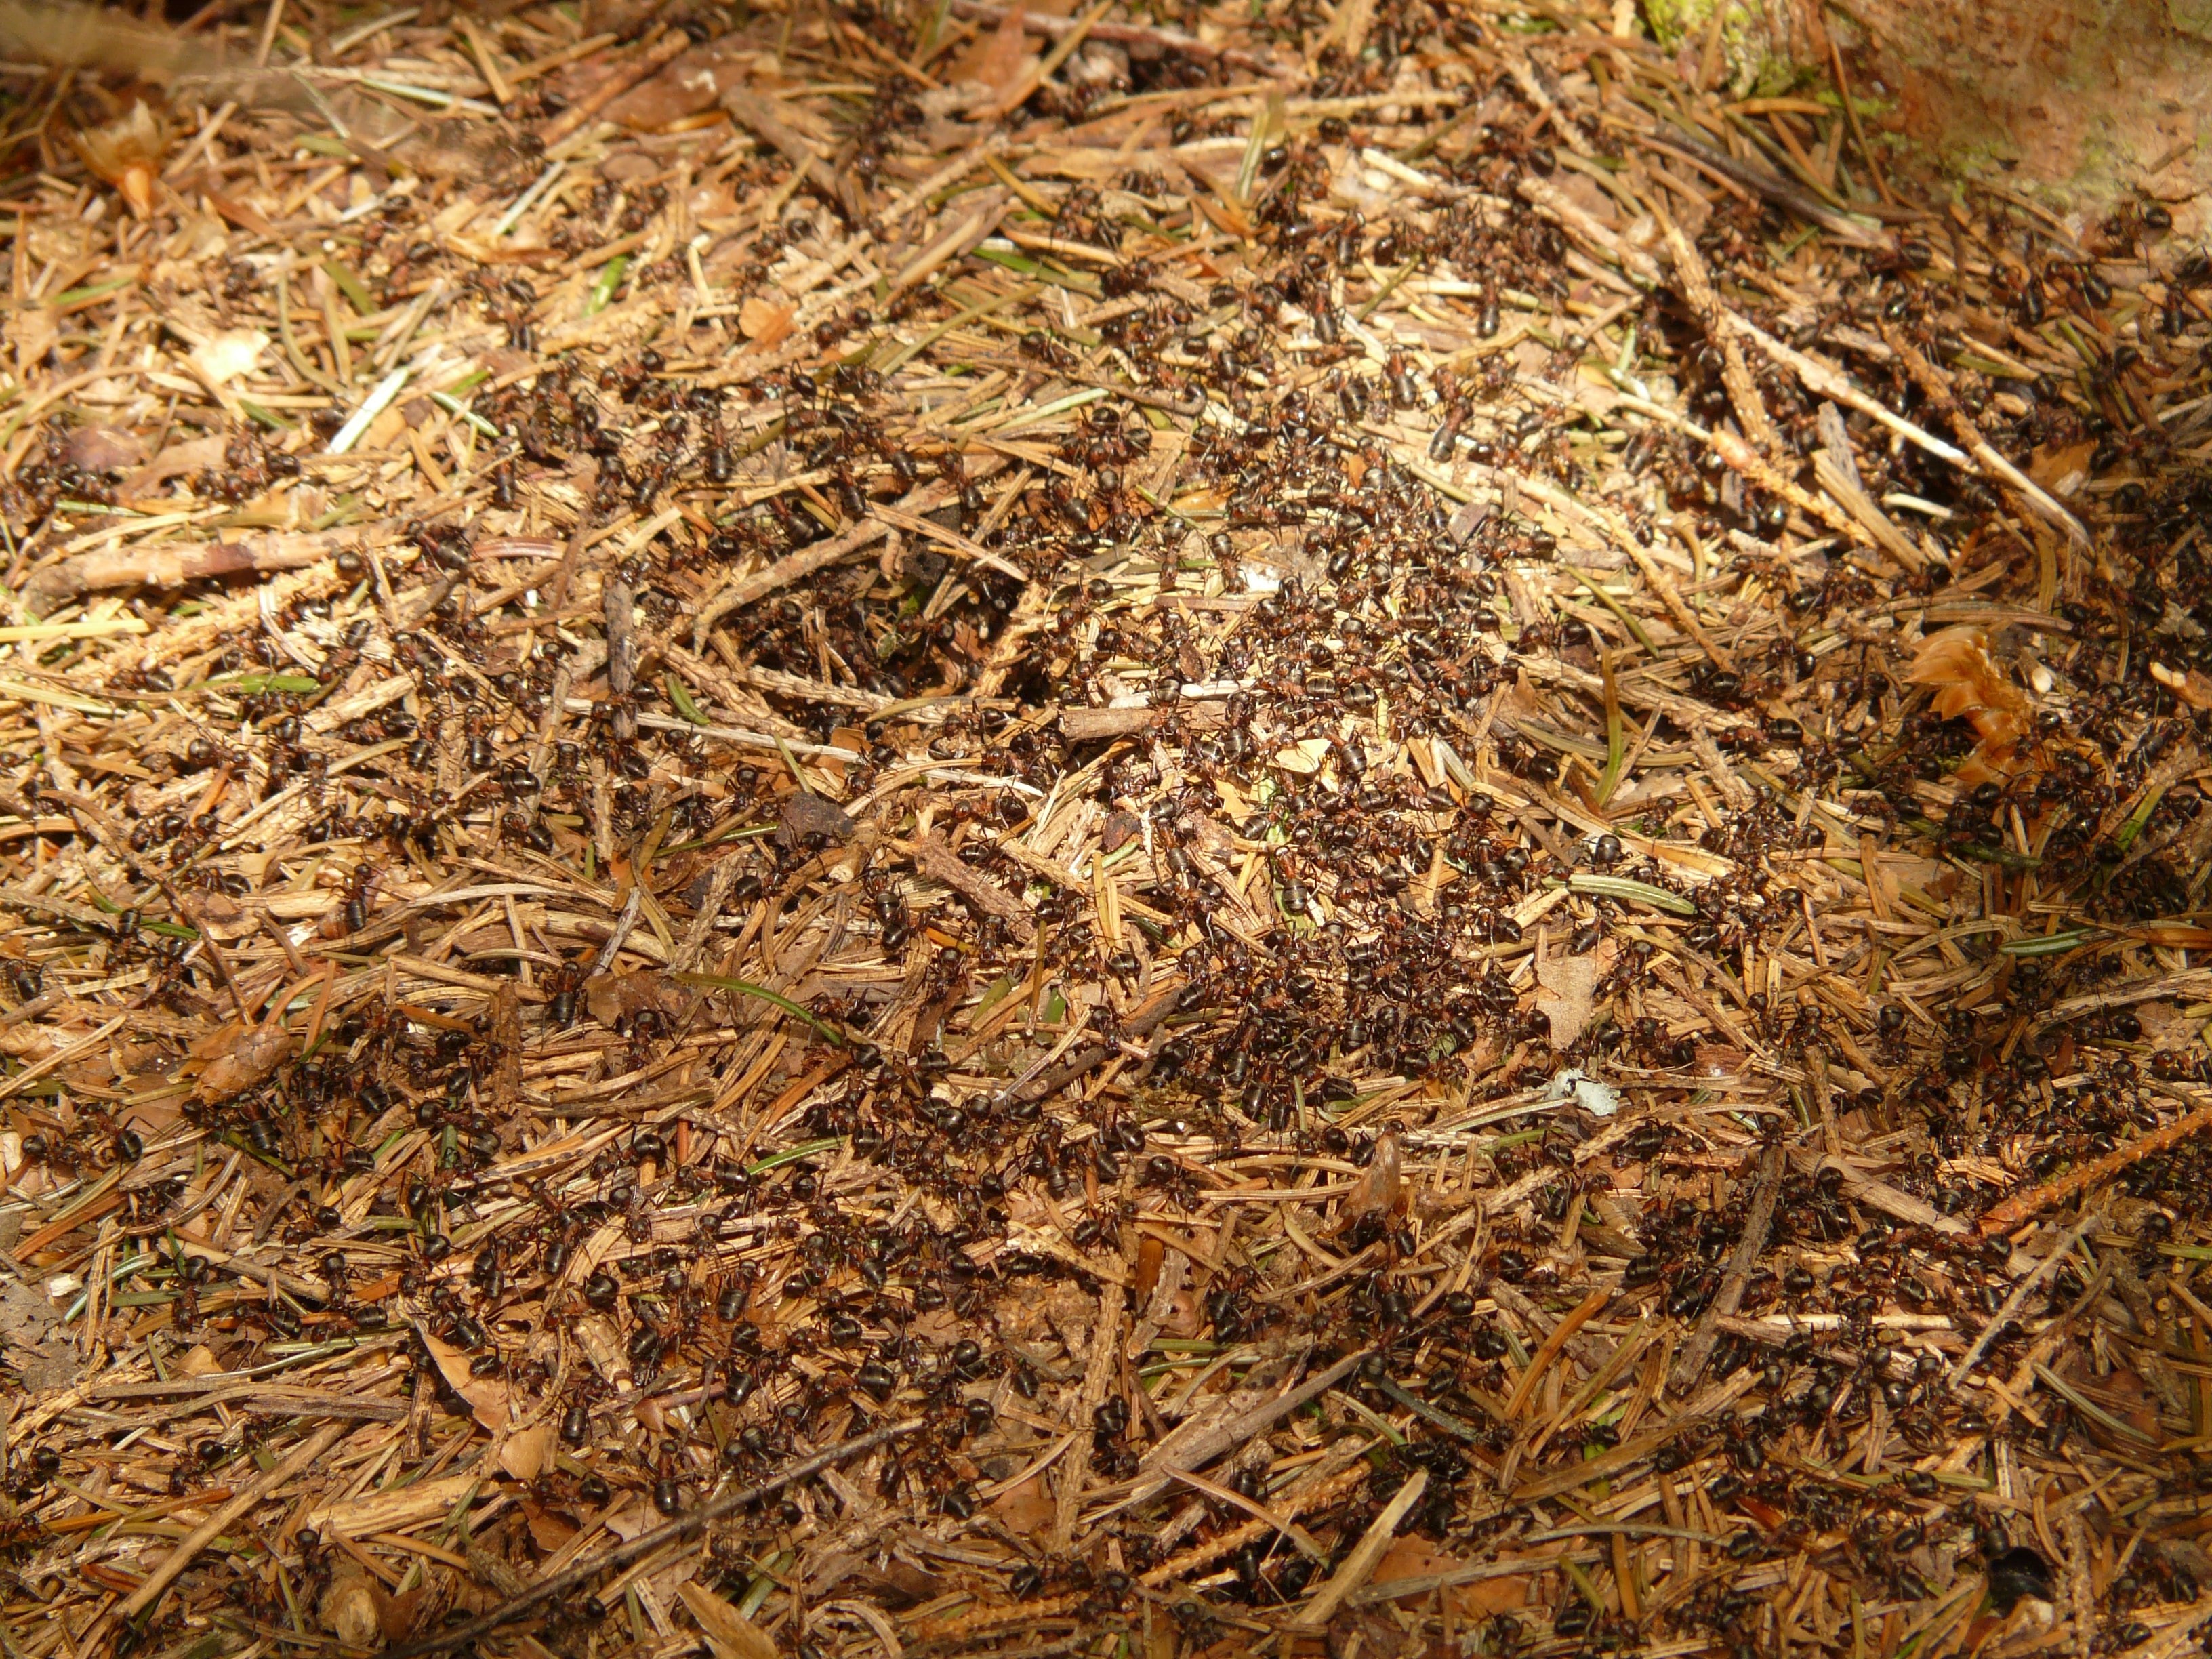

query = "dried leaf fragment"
[
  {"left": 193, "top": 1020, "right": 293, "bottom": 1104},
  {"left": 75, "top": 101, "right": 167, "bottom": 218},
  {"left": 739, "top": 295, "right": 794, "bottom": 346},
  {"left": 318, "top": 1566, "right": 383, "bottom": 1649},
  {"left": 1335, "top": 1131, "right": 1404, "bottom": 1231},
  {"left": 677, "top": 1582, "right": 778, "bottom": 1659},
  {"left": 189, "top": 328, "right": 269, "bottom": 388},
  {"left": 421, "top": 1331, "right": 510, "bottom": 1432},
  {"left": 1905, "top": 626, "right": 2036, "bottom": 782},
  {"left": 584, "top": 969, "right": 686, "bottom": 1028},
  {"left": 1534, "top": 939, "right": 1617, "bottom": 1050},
  {"left": 777, "top": 790, "right": 855, "bottom": 848},
  {"left": 65, "top": 426, "right": 148, "bottom": 473},
  {"left": 2150, "top": 660, "right": 2212, "bottom": 710}
]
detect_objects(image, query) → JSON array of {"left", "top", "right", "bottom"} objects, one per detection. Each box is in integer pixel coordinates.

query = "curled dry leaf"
[
  {"left": 75, "top": 101, "right": 167, "bottom": 217},
  {"left": 1336, "top": 1130, "right": 1404, "bottom": 1231},
  {"left": 1905, "top": 626, "right": 2036, "bottom": 783},
  {"left": 422, "top": 1331, "right": 510, "bottom": 1432}
]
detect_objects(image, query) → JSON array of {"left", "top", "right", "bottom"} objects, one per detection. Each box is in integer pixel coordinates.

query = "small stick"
[
  {"left": 719, "top": 85, "right": 865, "bottom": 222},
  {"left": 1294, "top": 1469, "right": 1428, "bottom": 1629},
  {"left": 115, "top": 1421, "right": 344, "bottom": 1625},
  {"left": 603, "top": 562, "right": 636, "bottom": 745},
  {"left": 381, "top": 1420, "right": 920, "bottom": 1659},
  {"left": 21, "top": 530, "right": 352, "bottom": 617},
  {"left": 1826, "top": 33, "right": 1894, "bottom": 207},
  {"left": 944, "top": 0, "right": 1271, "bottom": 71},
  {"left": 1879, "top": 321, "right": 2089, "bottom": 548},
  {"left": 693, "top": 510, "right": 923, "bottom": 649},
  {"left": 1949, "top": 1215, "right": 2096, "bottom": 1387},
  {"left": 1653, "top": 201, "right": 1776, "bottom": 456},
  {"left": 1670, "top": 1142, "right": 1783, "bottom": 1394},
  {"left": 538, "top": 26, "right": 688, "bottom": 147},
  {"left": 1979, "top": 1095, "right": 2212, "bottom": 1235},
  {"left": 251, "top": 0, "right": 282, "bottom": 68}
]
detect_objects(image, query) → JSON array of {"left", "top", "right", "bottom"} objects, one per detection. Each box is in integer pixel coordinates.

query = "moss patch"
[{"left": 1637, "top": 0, "right": 1804, "bottom": 96}]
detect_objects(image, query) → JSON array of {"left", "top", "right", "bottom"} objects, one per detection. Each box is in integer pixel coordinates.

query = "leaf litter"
[{"left": 0, "top": 0, "right": 2209, "bottom": 1654}]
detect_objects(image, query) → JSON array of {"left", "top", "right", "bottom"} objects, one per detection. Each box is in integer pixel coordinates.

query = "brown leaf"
[
  {"left": 65, "top": 426, "right": 148, "bottom": 474},
  {"left": 961, "top": 3, "right": 1033, "bottom": 97},
  {"left": 6, "top": 307, "right": 54, "bottom": 375},
  {"left": 380, "top": 1585, "right": 429, "bottom": 1644},
  {"left": 520, "top": 1500, "right": 578, "bottom": 1555},
  {"left": 194, "top": 1021, "right": 293, "bottom": 1104},
  {"left": 602, "top": 35, "right": 757, "bottom": 129},
  {"left": 422, "top": 1331, "right": 510, "bottom": 1432},
  {"left": 739, "top": 296, "right": 795, "bottom": 346},
  {"left": 1534, "top": 939, "right": 1618, "bottom": 1050},
  {"left": 499, "top": 1419, "right": 555, "bottom": 1480},
  {"left": 2028, "top": 438, "right": 2094, "bottom": 490},
  {"left": 777, "top": 790, "right": 855, "bottom": 847},
  {"left": 988, "top": 1469, "right": 1056, "bottom": 1536},
  {"left": 585, "top": 969, "right": 686, "bottom": 1028},
  {"left": 676, "top": 1582, "right": 778, "bottom": 1659},
  {"left": 1134, "top": 1233, "right": 1164, "bottom": 1299},
  {"left": 1370, "top": 1536, "right": 1529, "bottom": 1618},
  {"left": 1334, "top": 1130, "right": 1404, "bottom": 1231},
  {"left": 123, "top": 434, "right": 225, "bottom": 497}
]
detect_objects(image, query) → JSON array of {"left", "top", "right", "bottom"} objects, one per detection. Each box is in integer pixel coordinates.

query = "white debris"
[{"left": 1547, "top": 1068, "right": 1623, "bottom": 1118}]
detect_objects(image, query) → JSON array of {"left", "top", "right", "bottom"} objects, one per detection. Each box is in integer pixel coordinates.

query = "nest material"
[{"left": 1, "top": 1, "right": 2210, "bottom": 1657}]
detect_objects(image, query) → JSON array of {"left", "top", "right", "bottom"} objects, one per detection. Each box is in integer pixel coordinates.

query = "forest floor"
[{"left": 1, "top": 0, "right": 2211, "bottom": 1655}]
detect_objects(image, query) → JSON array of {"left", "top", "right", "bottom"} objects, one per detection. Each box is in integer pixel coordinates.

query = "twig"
[
  {"left": 693, "top": 510, "right": 924, "bottom": 649},
  {"left": 1879, "top": 320, "right": 2090, "bottom": 548},
  {"left": 719, "top": 85, "right": 865, "bottom": 222},
  {"left": 1949, "top": 1216, "right": 2097, "bottom": 1387},
  {"left": 1293, "top": 1469, "right": 1428, "bottom": 1628},
  {"left": 21, "top": 530, "right": 354, "bottom": 617},
  {"left": 1670, "top": 1142, "right": 1784, "bottom": 1394},
  {"left": 113, "top": 1421, "right": 344, "bottom": 1626},
  {"left": 1653, "top": 201, "right": 1776, "bottom": 456},
  {"left": 1979, "top": 1095, "right": 2212, "bottom": 1235},
  {"left": 602, "top": 562, "right": 636, "bottom": 745},
  {"left": 944, "top": 0, "right": 1272, "bottom": 72},
  {"left": 537, "top": 26, "right": 688, "bottom": 146}
]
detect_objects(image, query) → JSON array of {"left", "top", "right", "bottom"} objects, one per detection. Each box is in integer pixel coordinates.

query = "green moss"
[{"left": 1637, "top": 0, "right": 1803, "bottom": 96}]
